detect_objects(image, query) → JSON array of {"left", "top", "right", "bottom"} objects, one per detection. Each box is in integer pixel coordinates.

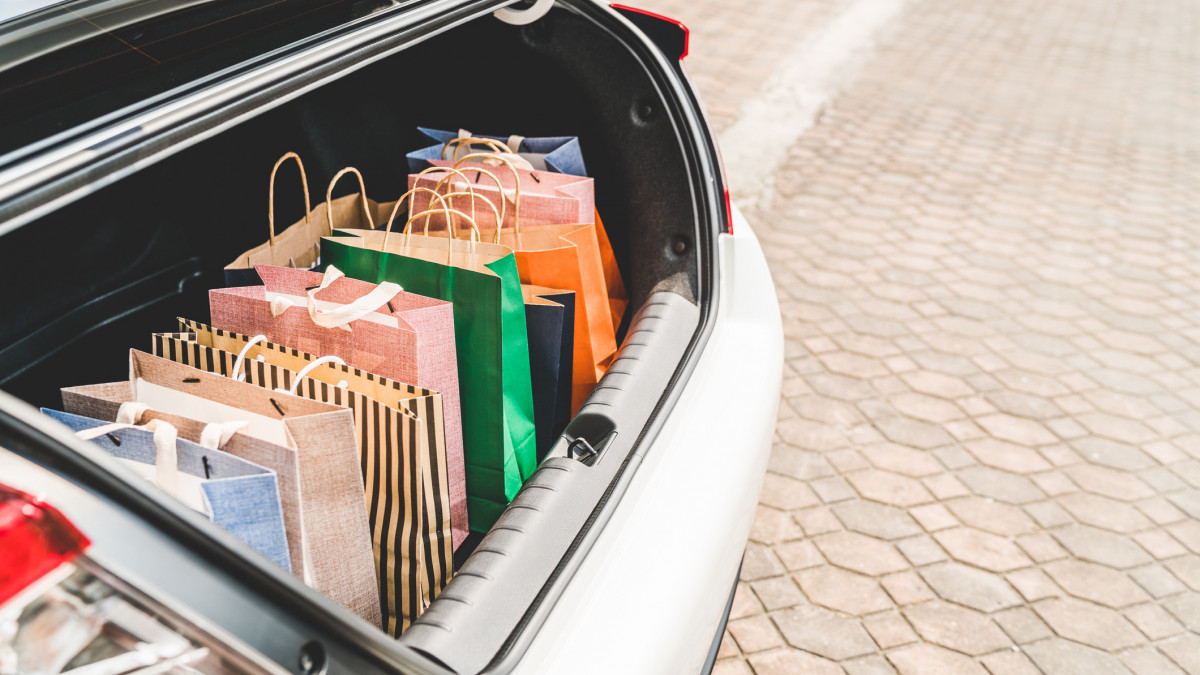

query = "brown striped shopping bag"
[{"left": 152, "top": 320, "right": 451, "bottom": 634}]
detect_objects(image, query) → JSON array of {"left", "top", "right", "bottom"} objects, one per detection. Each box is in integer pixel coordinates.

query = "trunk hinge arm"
[{"left": 494, "top": 0, "right": 554, "bottom": 25}]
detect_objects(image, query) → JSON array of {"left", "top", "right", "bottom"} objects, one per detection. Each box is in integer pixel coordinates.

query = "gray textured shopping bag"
[{"left": 43, "top": 408, "right": 291, "bottom": 572}]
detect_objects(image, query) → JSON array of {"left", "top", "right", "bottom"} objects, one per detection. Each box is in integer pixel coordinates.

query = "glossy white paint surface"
[{"left": 519, "top": 206, "right": 783, "bottom": 674}]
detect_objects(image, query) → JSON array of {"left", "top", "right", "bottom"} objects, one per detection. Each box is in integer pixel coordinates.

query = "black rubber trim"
[{"left": 701, "top": 560, "right": 741, "bottom": 675}]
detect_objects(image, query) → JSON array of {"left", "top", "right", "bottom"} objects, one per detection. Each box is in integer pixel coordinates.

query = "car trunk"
[{"left": 0, "top": 3, "right": 719, "bottom": 672}]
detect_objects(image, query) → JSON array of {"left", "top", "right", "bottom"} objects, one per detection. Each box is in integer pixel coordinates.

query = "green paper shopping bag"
[{"left": 322, "top": 191, "right": 536, "bottom": 532}]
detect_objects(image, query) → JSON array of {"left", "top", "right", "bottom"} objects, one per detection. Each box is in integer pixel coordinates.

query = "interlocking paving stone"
[
  {"left": 831, "top": 500, "right": 923, "bottom": 540},
  {"left": 1058, "top": 493, "right": 1155, "bottom": 534},
  {"left": 993, "top": 607, "right": 1053, "bottom": 643},
  {"left": 770, "top": 606, "right": 877, "bottom": 661},
  {"left": 727, "top": 615, "right": 783, "bottom": 654},
  {"left": 880, "top": 570, "right": 936, "bottom": 606},
  {"left": 1069, "top": 436, "right": 1156, "bottom": 472},
  {"left": 858, "top": 442, "right": 945, "bottom": 478},
  {"left": 979, "top": 651, "right": 1041, "bottom": 675},
  {"left": 956, "top": 467, "right": 1047, "bottom": 504},
  {"left": 1157, "top": 633, "right": 1200, "bottom": 674},
  {"left": 1005, "top": 568, "right": 1063, "bottom": 603},
  {"left": 1063, "top": 465, "right": 1156, "bottom": 501},
  {"left": 711, "top": 660, "right": 752, "bottom": 675},
  {"left": 1118, "top": 647, "right": 1185, "bottom": 675},
  {"left": 846, "top": 470, "right": 935, "bottom": 507},
  {"left": 945, "top": 497, "right": 1037, "bottom": 537},
  {"left": 773, "top": 539, "right": 824, "bottom": 572},
  {"left": 747, "top": 649, "right": 845, "bottom": 675},
  {"left": 796, "top": 565, "right": 893, "bottom": 615},
  {"left": 1032, "top": 598, "right": 1144, "bottom": 650},
  {"left": 903, "top": 601, "right": 1012, "bottom": 655},
  {"left": 749, "top": 575, "right": 806, "bottom": 612},
  {"left": 813, "top": 531, "right": 909, "bottom": 576},
  {"left": 653, "top": 0, "right": 1200, "bottom": 668},
  {"left": 841, "top": 655, "right": 897, "bottom": 675},
  {"left": 919, "top": 562, "right": 1023, "bottom": 613},
  {"left": 963, "top": 438, "right": 1052, "bottom": 475},
  {"left": 886, "top": 644, "right": 987, "bottom": 675},
  {"left": 933, "top": 527, "right": 1033, "bottom": 572},
  {"left": 861, "top": 612, "right": 917, "bottom": 650},
  {"left": 895, "top": 535, "right": 948, "bottom": 567},
  {"left": 1022, "top": 639, "right": 1132, "bottom": 675},
  {"left": 1052, "top": 526, "right": 1155, "bottom": 569},
  {"left": 1162, "top": 593, "right": 1200, "bottom": 632},
  {"left": 1042, "top": 560, "right": 1150, "bottom": 608},
  {"left": 749, "top": 505, "right": 806, "bottom": 545},
  {"left": 1123, "top": 603, "right": 1184, "bottom": 640}
]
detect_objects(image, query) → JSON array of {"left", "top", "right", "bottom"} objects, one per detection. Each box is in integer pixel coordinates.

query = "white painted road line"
[{"left": 719, "top": 0, "right": 908, "bottom": 207}]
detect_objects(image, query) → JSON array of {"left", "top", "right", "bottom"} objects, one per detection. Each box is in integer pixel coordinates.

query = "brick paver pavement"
[{"left": 641, "top": 0, "right": 1200, "bottom": 672}]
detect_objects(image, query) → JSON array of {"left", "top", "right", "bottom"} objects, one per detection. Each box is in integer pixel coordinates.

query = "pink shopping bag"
[{"left": 209, "top": 264, "right": 469, "bottom": 550}]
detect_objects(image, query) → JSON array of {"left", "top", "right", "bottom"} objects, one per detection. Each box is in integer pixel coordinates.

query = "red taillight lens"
[
  {"left": 610, "top": 4, "right": 689, "bottom": 60},
  {"left": 0, "top": 482, "right": 272, "bottom": 673},
  {"left": 0, "top": 485, "right": 88, "bottom": 608}
]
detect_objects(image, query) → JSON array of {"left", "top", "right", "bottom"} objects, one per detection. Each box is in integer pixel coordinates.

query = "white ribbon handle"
[
  {"left": 451, "top": 129, "right": 532, "bottom": 169},
  {"left": 152, "top": 422, "right": 179, "bottom": 497},
  {"left": 275, "top": 355, "right": 348, "bottom": 396},
  {"left": 114, "top": 402, "right": 246, "bottom": 449},
  {"left": 77, "top": 419, "right": 180, "bottom": 499},
  {"left": 270, "top": 265, "right": 402, "bottom": 333},
  {"left": 482, "top": 152, "right": 534, "bottom": 171},
  {"left": 198, "top": 421, "right": 248, "bottom": 448},
  {"left": 232, "top": 335, "right": 269, "bottom": 382}
]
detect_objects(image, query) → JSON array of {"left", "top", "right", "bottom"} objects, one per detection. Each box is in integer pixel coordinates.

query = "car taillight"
[
  {"left": 0, "top": 485, "right": 88, "bottom": 608},
  {"left": 610, "top": 5, "right": 689, "bottom": 61},
  {"left": 0, "top": 483, "right": 274, "bottom": 674}
]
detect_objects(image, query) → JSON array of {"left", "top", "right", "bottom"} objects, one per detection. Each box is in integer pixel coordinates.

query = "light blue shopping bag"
[{"left": 44, "top": 408, "right": 292, "bottom": 572}]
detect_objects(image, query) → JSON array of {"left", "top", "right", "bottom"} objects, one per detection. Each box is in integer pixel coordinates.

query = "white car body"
[{"left": 524, "top": 207, "right": 782, "bottom": 674}]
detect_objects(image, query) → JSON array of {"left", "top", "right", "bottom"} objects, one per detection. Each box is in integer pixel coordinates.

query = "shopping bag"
[
  {"left": 427, "top": 160, "right": 619, "bottom": 412},
  {"left": 523, "top": 286, "right": 574, "bottom": 460},
  {"left": 409, "top": 156, "right": 594, "bottom": 231},
  {"left": 153, "top": 320, "right": 451, "bottom": 633},
  {"left": 208, "top": 264, "right": 467, "bottom": 551},
  {"left": 225, "top": 162, "right": 388, "bottom": 287},
  {"left": 225, "top": 152, "right": 320, "bottom": 286},
  {"left": 44, "top": 408, "right": 292, "bottom": 572},
  {"left": 406, "top": 127, "right": 588, "bottom": 176},
  {"left": 322, "top": 198, "right": 537, "bottom": 532},
  {"left": 593, "top": 210, "right": 628, "bottom": 329},
  {"left": 411, "top": 155, "right": 628, "bottom": 331},
  {"left": 503, "top": 224, "right": 619, "bottom": 412},
  {"left": 60, "top": 351, "right": 381, "bottom": 627}
]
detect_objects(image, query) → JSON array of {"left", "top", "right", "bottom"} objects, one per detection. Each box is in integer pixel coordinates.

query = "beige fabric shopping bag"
[{"left": 60, "top": 350, "right": 381, "bottom": 627}]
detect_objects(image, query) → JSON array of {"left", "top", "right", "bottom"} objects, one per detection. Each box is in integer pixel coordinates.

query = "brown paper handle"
[
  {"left": 438, "top": 191, "right": 500, "bottom": 240},
  {"left": 441, "top": 136, "right": 512, "bottom": 161},
  {"left": 453, "top": 152, "right": 522, "bottom": 238},
  {"left": 419, "top": 166, "right": 480, "bottom": 225},
  {"left": 428, "top": 166, "right": 508, "bottom": 232},
  {"left": 325, "top": 167, "right": 375, "bottom": 235},
  {"left": 381, "top": 187, "right": 450, "bottom": 251},
  {"left": 268, "top": 152, "right": 311, "bottom": 246},
  {"left": 407, "top": 207, "right": 481, "bottom": 263}
]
